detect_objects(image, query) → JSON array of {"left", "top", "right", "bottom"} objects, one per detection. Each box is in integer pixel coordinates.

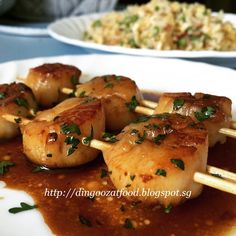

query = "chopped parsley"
[
  {"left": 104, "top": 82, "right": 114, "bottom": 88},
  {"left": 153, "top": 134, "right": 166, "bottom": 145},
  {"left": 120, "top": 15, "right": 139, "bottom": 27},
  {"left": 0, "top": 92, "right": 6, "bottom": 99},
  {"left": 126, "top": 96, "right": 139, "bottom": 112},
  {"left": 60, "top": 123, "right": 81, "bottom": 135},
  {"left": 71, "top": 74, "right": 79, "bottom": 85},
  {"left": 171, "top": 159, "right": 185, "bottom": 170},
  {"left": 102, "top": 132, "right": 118, "bottom": 143},
  {"left": 123, "top": 218, "right": 134, "bottom": 229},
  {"left": 82, "top": 126, "right": 94, "bottom": 145},
  {"left": 173, "top": 98, "right": 185, "bottom": 111},
  {"left": 14, "top": 117, "right": 22, "bottom": 124},
  {"left": 79, "top": 91, "right": 86, "bottom": 98},
  {"left": 144, "top": 124, "right": 160, "bottom": 130},
  {"left": 79, "top": 215, "right": 92, "bottom": 227},
  {"left": 100, "top": 168, "right": 112, "bottom": 178},
  {"left": 130, "top": 175, "right": 136, "bottom": 181},
  {"left": 115, "top": 75, "right": 122, "bottom": 81},
  {"left": 155, "top": 168, "right": 167, "bottom": 177},
  {"left": 9, "top": 202, "right": 38, "bottom": 214},
  {"left": 14, "top": 97, "right": 29, "bottom": 109},
  {"left": 92, "top": 20, "right": 102, "bottom": 28},
  {"left": 194, "top": 106, "right": 216, "bottom": 122},
  {"left": 80, "top": 97, "right": 96, "bottom": 104},
  {"left": 0, "top": 160, "right": 15, "bottom": 175},
  {"left": 211, "top": 173, "right": 224, "bottom": 179},
  {"left": 164, "top": 204, "right": 173, "bottom": 214},
  {"left": 65, "top": 136, "right": 80, "bottom": 156},
  {"left": 130, "top": 129, "right": 139, "bottom": 135},
  {"left": 135, "top": 130, "right": 147, "bottom": 144},
  {"left": 177, "top": 38, "right": 187, "bottom": 47}
]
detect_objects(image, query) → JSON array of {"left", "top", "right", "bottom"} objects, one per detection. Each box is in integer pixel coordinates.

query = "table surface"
[{"left": 0, "top": 21, "right": 236, "bottom": 68}]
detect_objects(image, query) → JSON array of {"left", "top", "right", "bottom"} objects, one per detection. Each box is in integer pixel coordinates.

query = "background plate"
[
  {"left": 48, "top": 13, "right": 236, "bottom": 62},
  {"left": 0, "top": 54, "right": 236, "bottom": 236}
]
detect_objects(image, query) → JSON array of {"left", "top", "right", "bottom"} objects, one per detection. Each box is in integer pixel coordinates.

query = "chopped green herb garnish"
[
  {"left": 60, "top": 123, "right": 81, "bottom": 135},
  {"left": 100, "top": 168, "right": 112, "bottom": 178},
  {"left": 14, "top": 118, "right": 22, "bottom": 124},
  {"left": 65, "top": 136, "right": 80, "bottom": 156},
  {"left": 123, "top": 218, "right": 134, "bottom": 229},
  {"left": 0, "top": 160, "right": 15, "bottom": 175},
  {"left": 115, "top": 75, "right": 122, "bottom": 80},
  {"left": 135, "top": 130, "right": 147, "bottom": 144},
  {"left": 177, "top": 38, "right": 187, "bottom": 47},
  {"left": 155, "top": 6, "right": 160, "bottom": 11},
  {"left": 81, "top": 97, "right": 96, "bottom": 104},
  {"left": 102, "top": 132, "right": 118, "bottom": 143},
  {"left": 92, "top": 20, "right": 102, "bottom": 28},
  {"left": 120, "top": 15, "right": 139, "bottom": 27},
  {"left": 33, "top": 166, "right": 50, "bottom": 173},
  {"left": 155, "top": 168, "right": 167, "bottom": 177},
  {"left": 126, "top": 96, "right": 139, "bottom": 112},
  {"left": 173, "top": 98, "right": 185, "bottom": 111},
  {"left": 9, "top": 202, "right": 38, "bottom": 214},
  {"left": 130, "top": 175, "right": 136, "bottom": 181},
  {"left": 164, "top": 204, "right": 173, "bottom": 214},
  {"left": 171, "top": 159, "right": 185, "bottom": 170},
  {"left": 104, "top": 82, "right": 113, "bottom": 88},
  {"left": 79, "top": 91, "right": 86, "bottom": 98},
  {"left": 194, "top": 106, "right": 216, "bottom": 122},
  {"left": 0, "top": 92, "right": 6, "bottom": 99},
  {"left": 71, "top": 74, "right": 79, "bottom": 85},
  {"left": 211, "top": 173, "right": 224, "bottom": 179},
  {"left": 153, "top": 134, "right": 166, "bottom": 145},
  {"left": 79, "top": 215, "right": 92, "bottom": 227},
  {"left": 144, "top": 124, "right": 160, "bottom": 130},
  {"left": 14, "top": 97, "right": 29, "bottom": 109},
  {"left": 130, "top": 129, "right": 139, "bottom": 135},
  {"left": 82, "top": 126, "right": 94, "bottom": 145},
  {"left": 153, "top": 26, "right": 160, "bottom": 36}
]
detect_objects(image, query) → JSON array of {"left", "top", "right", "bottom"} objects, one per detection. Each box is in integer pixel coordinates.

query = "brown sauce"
[{"left": 0, "top": 92, "right": 236, "bottom": 236}]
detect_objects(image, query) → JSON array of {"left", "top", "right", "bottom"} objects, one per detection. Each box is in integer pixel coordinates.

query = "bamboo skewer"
[{"left": 3, "top": 114, "right": 236, "bottom": 195}]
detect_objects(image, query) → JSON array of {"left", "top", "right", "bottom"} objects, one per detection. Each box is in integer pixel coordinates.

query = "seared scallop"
[
  {"left": 21, "top": 97, "right": 105, "bottom": 168},
  {"left": 24, "top": 63, "right": 81, "bottom": 108},
  {"left": 102, "top": 113, "right": 208, "bottom": 206},
  {"left": 0, "top": 82, "right": 37, "bottom": 140},
  {"left": 155, "top": 93, "right": 232, "bottom": 147},
  {"left": 75, "top": 75, "right": 143, "bottom": 131}
]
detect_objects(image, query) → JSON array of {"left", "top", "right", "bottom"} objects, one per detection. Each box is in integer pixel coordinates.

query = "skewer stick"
[
  {"left": 194, "top": 172, "right": 236, "bottom": 194},
  {"left": 141, "top": 99, "right": 157, "bottom": 109},
  {"left": 1, "top": 113, "right": 236, "bottom": 195},
  {"left": 207, "top": 165, "right": 236, "bottom": 182},
  {"left": 1, "top": 114, "right": 31, "bottom": 125},
  {"left": 219, "top": 128, "right": 236, "bottom": 138},
  {"left": 135, "top": 106, "right": 154, "bottom": 116}
]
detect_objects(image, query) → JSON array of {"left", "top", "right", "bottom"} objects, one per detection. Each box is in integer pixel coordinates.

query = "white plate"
[
  {"left": 48, "top": 13, "right": 236, "bottom": 59},
  {"left": 0, "top": 25, "right": 48, "bottom": 36},
  {"left": 0, "top": 54, "right": 236, "bottom": 236}
]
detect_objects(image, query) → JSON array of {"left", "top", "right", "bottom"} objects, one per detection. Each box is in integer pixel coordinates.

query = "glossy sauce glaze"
[{"left": 0, "top": 92, "right": 236, "bottom": 236}]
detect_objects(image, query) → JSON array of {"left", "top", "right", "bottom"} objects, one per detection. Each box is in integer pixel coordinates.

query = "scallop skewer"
[
  {"left": 2, "top": 114, "right": 236, "bottom": 203},
  {"left": 62, "top": 85, "right": 236, "bottom": 146}
]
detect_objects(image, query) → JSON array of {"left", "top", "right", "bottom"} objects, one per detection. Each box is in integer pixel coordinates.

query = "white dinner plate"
[
  {"left": 0, "top": 54, "right": 236, "bottom": 236},
  {"left": 48, "top": 13, "right": 236, "bottom": 60}
]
